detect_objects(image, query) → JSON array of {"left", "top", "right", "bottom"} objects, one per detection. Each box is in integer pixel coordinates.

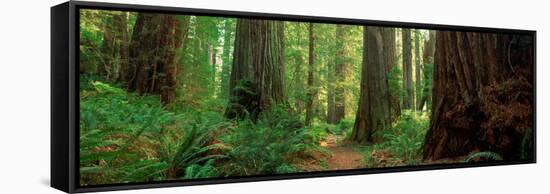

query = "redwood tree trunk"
[
  {"left": 383, "top": 27, "right": 400, "bottom": 121},
  {"left": 351, "top": 27, "right": 391, "bottom": 144},
  {"left": 226, "top": 19, "right": 286, "bottom": 120},
  {"left": 422, "top": 31, "right": 534, "bottom": 161},
  {"left": 402, "top": 28, "right": 414, "bottom": 110},
  {"left": 305, "top": 23, "right": 316, "bottom": 126},
  {"left": 414, "top": 30, "right": 422, "bottom": 111},
  {"left": 126, "top": 14, "right": 183, "bottom": 104},
  {"left": 115, "top": 12, "right": 129, "bottom": 82},
  {"left": 334, "top": 25, "right": 351, "bottom": 123}
]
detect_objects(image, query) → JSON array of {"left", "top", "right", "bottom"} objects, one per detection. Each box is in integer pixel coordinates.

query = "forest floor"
[{"left": 298, "top": 134, "right": 365, "bottom": 171}]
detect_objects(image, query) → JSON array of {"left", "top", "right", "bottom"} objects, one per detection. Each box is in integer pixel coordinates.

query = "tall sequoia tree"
[
  {"left": 382, "top": 27, "right": 400, "bottom": 120},
  {"left": 333, "top": 25, "right": 352, "bottom": 123},
  {"left": 402, "top": 28, "right": 414, "bottom": 109},
  {"left": 126, "top": 14, "right": 185, "bottom": 104},
  {"left": 422, "top": 31, "right": 534, "bottom": 161},
  {"left": 417, "top": 30, "right": 436, "bottom": 111},
  {"left": 305, "top": 23, "right": 316, "bottom": 126},
  {"left": 414, "top": 30, "right": 422, "bottom": 111},
  {"left": 351, "top": 26, "right": 391, "bottom": 144},
  {"left": 225, "top": 19, "right": 286, "bottom": 120}
]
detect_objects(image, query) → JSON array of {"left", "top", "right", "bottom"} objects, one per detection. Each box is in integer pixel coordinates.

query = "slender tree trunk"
[
  {"left": 422, "top": 31, "right": 534, "bottom": 161},
  {"left": 99, "top": 14, "right": 115, "bottom": 79},
  {"left": 220, "top": 19, "right": 234, "bottom": 98},
  {"left": 116, "top": 12, "right": 129, "bottom": 83},
  {"left": 334, "top": 25, "right": 351, "bottom": 123},
  {"left": 305, "top": 23, "right": 316, "bottom": 126},
  {"left": 126, "top": 14, "right": 184, "bottom": 104},
  {"left": 209, "top": 44, "right": 216, "bottom": 87},
  {"left": 351, "top": 27, "right": 391, "bottom": 144},
  {"left": 402, "top": 28, "right": 414, "bottom": 110},
  {"left": 382, "top": 27, "right": 400, "bottom": 121},
  {"left": 418, "top": 30, "right": 435, "bottom": 111},
  {"left": 414, "top": 30, "right": 422, "bottom": 111},
  {"left": 292, "top": 29, "right": 305, "bottom": 113},
  {"left": 226, "top": 19, "right": 286, "bottom": 120},
  {"left": 327, "top": 61, "right": 336, "bottom": 123}
]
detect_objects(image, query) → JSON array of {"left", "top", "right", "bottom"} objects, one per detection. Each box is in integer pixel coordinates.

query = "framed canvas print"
[{"left": 51, "top": 1, "right": 536, "bottom": 193}]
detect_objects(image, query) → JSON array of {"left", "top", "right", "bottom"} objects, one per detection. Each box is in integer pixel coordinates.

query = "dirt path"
[
  {"left": 324, "top": 145, "right": 364, "bottom": 170},
  {"left": 323, "top": 135, "right": 364, "bottom": 170},
  {"left": 299, "top": 134, "right": 364, "bottom": 171}
]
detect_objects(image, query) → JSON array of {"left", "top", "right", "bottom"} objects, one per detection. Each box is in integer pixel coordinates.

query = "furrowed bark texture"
[
  {"left": 382, "top": 27, "right": 400, "bottom": 121},
  {"left": 352, "top": 27, "right": 392, "bottom": 144},
  {"left": 402, "top": 28, "right": 414, "bottom": 109},
  {"left": 226, "top": 19, "right": 286, "bottom": 120},
  {"left": 127, "top": 14, "right": 184, "bottom": 104},
  {"left": 422, "top": 31, "right": 534, "bottom": 161}
]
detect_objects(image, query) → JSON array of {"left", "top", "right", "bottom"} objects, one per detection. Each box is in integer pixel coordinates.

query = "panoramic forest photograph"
[{"left": 78, "top": 9, "right": 534, "bottom": 186}]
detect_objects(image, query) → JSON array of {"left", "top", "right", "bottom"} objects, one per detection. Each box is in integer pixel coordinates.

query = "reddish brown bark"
[
  {"left": 402, "top": 28, "right": 414, "bottom": 110},
  {"left": 422, "top": 31, "right": 534, "bottom": 161},
  {"left": 305, "top": 23, "right": 316, "bottom": 126},
  {"left": 333, "top": 25, "right": 351, "bottom": 123},
  {"left": 382, "top": 27, "right": 400, "bottom": 121},
  {"left": 351, "top": 27, "right": 391, "bottom": 144},
  {"left": 414, "top": 30, "right": 422, "bottom": 111},
  {"left": 127, "top": 14, "right": 185, "bottom": 104},
  {"left": 226, "top": 19, "right": 286, "bottom": 120}
]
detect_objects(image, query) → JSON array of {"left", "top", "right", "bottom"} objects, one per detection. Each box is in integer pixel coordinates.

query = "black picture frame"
[{"left": 51, "top": 1, "right": 536, "bottom": 193}]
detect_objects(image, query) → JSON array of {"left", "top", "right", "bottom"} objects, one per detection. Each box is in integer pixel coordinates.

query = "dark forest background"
[{"left": 78, "top": 10, "right": 534, "bottom": 186}]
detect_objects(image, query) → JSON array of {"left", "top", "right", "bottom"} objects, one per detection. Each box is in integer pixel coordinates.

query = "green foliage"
[
  {"left": 388, "top": 64, "right": 404, "bottom": 101},
  {"left": 363, "top": 110, "right": 429, "bottom": 167},
  {"left": 165, "top": 115, "right": 226, "bottom": 177},
  {"left": 220, "top": 105, "right": 316, "bottom": 175},
  {"left": 421, "top": 62, "right": 434, "bottom": 110},
  {"left": 79, "top": 77, "right": 226, "bottom": 185},
  {"left": 184, "top": 160, "right": 220, "bottom": 179},
  {"left": 80, "top": 78, "right": 173, "bottom": 184},
  {"left": 307, "top": 118, "right": 354, "bottom": 143}
]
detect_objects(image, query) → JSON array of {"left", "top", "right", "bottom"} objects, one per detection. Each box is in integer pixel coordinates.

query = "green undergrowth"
[
  {"left": 79, "top": 75, "right": 320, "bottom": 185},
  {"left": 359, "top": 110, "right": 429, "bottom": 168}
]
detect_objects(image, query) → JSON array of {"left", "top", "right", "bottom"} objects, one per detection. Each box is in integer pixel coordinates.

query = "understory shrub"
[
  {"left": 220, "top": 105, "right": 318, "bottom": 176},
  {"left": 365, "top": 110, "right": 429, "bottom": 166},
  {"left": 79, "top": 77, "right": 226, "bottom": 185}
]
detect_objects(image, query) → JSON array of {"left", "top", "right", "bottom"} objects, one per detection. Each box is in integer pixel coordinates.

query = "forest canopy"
[{"left": 78, "top": 9, "right": 534, "bottom": 186}]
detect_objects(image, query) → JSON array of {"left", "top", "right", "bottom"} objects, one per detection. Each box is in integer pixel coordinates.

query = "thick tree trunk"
[
  {"left": 351, "top": 27, "right": 391, "bottom": 144},
  {"left": 382, "top": 27, "right": 400, "bottom": 121},
  {"left": 402, "top": 28, "right": 414, "bottom": 110},
  {"left": 305, "top": 23, "right": 316, "bottom": 126},
  {"left": 126, "top": 14, "right": 183, "bottom": 104},
  {"left": 414, "top": 30, "right": 422, "bottom": 111},
  {"left": 422, "top": 31, "right": 534, "bottom": 161},
  {"left": 334, "top": 25, "right": 351, "bottom": 123},
  {"left": 226, "top": 19, "right": 286, "bottom": 120}
]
